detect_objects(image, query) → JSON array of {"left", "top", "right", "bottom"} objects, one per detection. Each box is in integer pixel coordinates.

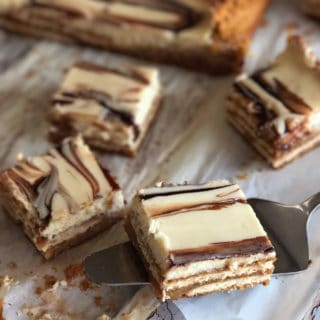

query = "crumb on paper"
[
  {"left": 64, "top": 263, "right": 84, "bottom": 282},
  {"left": 79, "top": 278, "right": 96, "bottom": 292},
  {"left": 7, "top": 262, "right": 17, "bottom": 270},
  {"left": 44, "top": 275, "right": 57, "bottom": 289},
  {"left": 236, "top": 173, "right": 249, "bottom": 180},
  {"left": 94, "top": 296, "right": 103, "bottom": 307},
  {"left": 23, "top": 282, "right": 76, "bottom": 320}
]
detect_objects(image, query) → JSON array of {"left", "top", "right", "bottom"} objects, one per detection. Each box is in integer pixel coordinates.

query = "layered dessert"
[
  {"left": 302, "top": 0, "right": 320, "bottom": 19},
  {"left": 0, "top": 0, "right": 270, "bottom": 75},
  {"left": 0, "top": 136, "right": 124, "bottom": 259},
  {"left": 126, "top": 181, "right": 276, "bottom": 300},
  {"left": 227, "top": 36, "right": 320, "bottom": 168},
  {"left": 48, "top": 61, "right": 161, "bottom": 156}
]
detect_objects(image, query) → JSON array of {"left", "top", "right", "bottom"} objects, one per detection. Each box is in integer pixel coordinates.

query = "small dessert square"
[
  {"left": 0, "top": 136, "right": 124, "bottom": 259},
  {"left": 126, "top": 181, "right": 276, "bottom": 300},
  {"left": 227, "top": 36, "right": 320, "bottom": 168},
  {"left": 48, "top": 62, "right": 161, "bottom": 156}
]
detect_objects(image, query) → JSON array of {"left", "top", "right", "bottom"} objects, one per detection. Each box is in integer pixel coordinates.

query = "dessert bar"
[
  {"left": 227, "top": 36, "right": 320, "bottom": 168},
  {"left": 0, "top": 136, "right": 124, "bottom": 259},
  {"left": 0, "top": 0, "right": 270, "bottom": 75},
  {"left": 126, "top": 180, "right": 276, "bottom": 300},
  {"left": 48, "top": 61, "right": 161, "bottom": 156}
]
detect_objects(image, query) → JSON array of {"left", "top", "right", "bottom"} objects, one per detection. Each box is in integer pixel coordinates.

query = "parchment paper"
[{"left": 1, "top": 0, "right": 320, "bottom": 319}]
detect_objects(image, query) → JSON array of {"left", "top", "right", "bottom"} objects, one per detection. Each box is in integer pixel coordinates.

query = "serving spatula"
[{"left": 85, "top": 192, "right": 320, "bottom": 290}]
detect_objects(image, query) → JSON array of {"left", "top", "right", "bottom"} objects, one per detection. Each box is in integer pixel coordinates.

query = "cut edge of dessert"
[{"left": 125, "top": 180, "right": 276, "bottom": 301}]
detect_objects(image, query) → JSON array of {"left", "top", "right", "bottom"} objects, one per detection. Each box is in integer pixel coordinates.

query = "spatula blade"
[{"left": 84, "top": 242, "right": 149, "bottom": 286}]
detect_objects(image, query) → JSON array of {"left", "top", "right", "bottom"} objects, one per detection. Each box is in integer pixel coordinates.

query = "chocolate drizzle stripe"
[
  {"left": 140, "top": 184, "right": 234, "bottom": 200},
  {"left": 233, "top": 81, "right": 277, "bottom": 125},
  {"left": 100, "top": 167, "right": 120, "bottom": 191},
  {"left": 56, "top": 90, "right": 140, "bottom": 140},
  {"left": 273, "top": 79, "right": 313, "bottom": 115},
  {"left": 251, "top": 71, "right": 312, "bottom": 115},
  {"left": 151, "top": 199, "right": 247, "bottom": 218},
  {"left": 6, "top": 169, "right": 35, "bottom": 201},
  {"left": 67, "top": 140, "right": 100, "bottom": 197},
  {"left": 169, "top": 236, "right": 274, "bottom": 265}
]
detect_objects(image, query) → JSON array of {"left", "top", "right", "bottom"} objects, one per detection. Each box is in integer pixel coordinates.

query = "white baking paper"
[{"left": 1, "top": 0, "right": 320, "bottom": 319}]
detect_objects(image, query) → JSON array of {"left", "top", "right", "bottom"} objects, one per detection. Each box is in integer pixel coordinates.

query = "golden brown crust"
[{"left": 40, "top": 215, "right": 121, "bottom": 259}]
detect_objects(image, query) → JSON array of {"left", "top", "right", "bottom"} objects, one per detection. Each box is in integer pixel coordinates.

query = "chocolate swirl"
[{"left": 9, "top": 137, "right": 117, "bottom": 221}]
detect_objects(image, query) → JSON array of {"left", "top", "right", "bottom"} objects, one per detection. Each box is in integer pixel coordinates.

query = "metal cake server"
[{"left": 85, "top": 192, "right": 320, "bottom": 287}]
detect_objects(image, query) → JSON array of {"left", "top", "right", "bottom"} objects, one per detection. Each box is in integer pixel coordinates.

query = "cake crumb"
[
  {"left": 94, "top": 296, "right": 103, "bottom": 307},
  {"left": 44, "top": 275, "right": 57, "bottom": 289},
  {"left": 236, "top": 173, "right": 249, "bottom": 180},
  {"left": 7, "top": 262, "right": 17, "bottom": 270},
  {"left": 64, "top": 264, "right": 84, "bottom": 281},
  {"left": 79, "top": 278, "right": 95, "bottom": 292},
  {"left": 34, "top": 287, "right": 43, "bottom": 296}
]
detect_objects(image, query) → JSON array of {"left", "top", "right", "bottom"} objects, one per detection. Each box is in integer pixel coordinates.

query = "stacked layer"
[
  {"left": 0, "top": 0, "right": 270, "bottom": 74},
  {"left": 127, "top": 181, "right": 276, "bottom": 300},
  {"left": 227, "top": 36, "right": 320, "bottom": 168},
  {"left": 49, "top": 61, "right": 161, "bottom": 156},
  {"left": 0, "top": 136, "right": 124, "bottom": 259}
]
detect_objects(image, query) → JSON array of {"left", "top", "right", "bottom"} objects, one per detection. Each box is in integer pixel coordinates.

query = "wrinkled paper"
[{"left": 1, "top": 0, "right": 320, "bottom": 319}]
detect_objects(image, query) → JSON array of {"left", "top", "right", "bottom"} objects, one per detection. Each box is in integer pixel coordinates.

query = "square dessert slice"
[
  {"left": 126, "top": 181, "right": 276, "bottom": 300},
  {"left": 0, "top": 136, "right": 124, "bottom": 259},
  {"left": 227, "top": 36, "right": 320, "bottom": 168},
  {"left": 48, "top": 62, "right": 161, "bottom": 156},
  {"left": 0, "top": 0, "right": 270, "bottom": 75}
]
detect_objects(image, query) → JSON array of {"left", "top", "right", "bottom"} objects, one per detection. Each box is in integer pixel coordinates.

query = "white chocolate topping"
[
  {"left": 140, "top": 182, "right": 245, "bottom": 217},
  {"left": 150, "top": 203, "right": 266, "bottom": 252},
  {"left": 132, "top": 181, "right": 270, "bottom": 260},
  {"left": 10, "top": 136, "right": 120, "bottom": 221},
  {"left": 53, "top": 62, "right": 160, "bottom": 127},
  {"left": 263, "top": 37, "right": 320, "bottom": 112}
]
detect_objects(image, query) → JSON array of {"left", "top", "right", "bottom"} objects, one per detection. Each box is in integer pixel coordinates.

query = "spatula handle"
[{"left": 302, "top": 192, "right": 320, "bottom": 216}]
